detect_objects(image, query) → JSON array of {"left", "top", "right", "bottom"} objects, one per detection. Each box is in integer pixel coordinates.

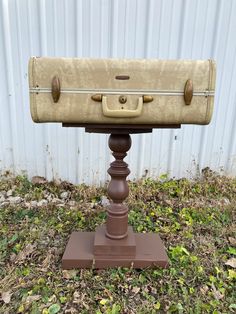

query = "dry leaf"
[
  {"left": 31, "top": 176, "right": 47, "bottom": 185},
  {"left": 211, "top": 283, "right": 224, "bottom": 300},
  {"left": 200, "top": 285, "right": 209, "bottom": 294},
  {"left": 41, "top": 252, "right": 53, "bottom": 271},
  {"left": 1, "top": 291, "right": 12, "bottom": 304},
  {"left": 225, "top": 257, "right": 236, "bottom": 268},
  {"left": 82, "top": 301, "right": 90, "bottom": 310},
  {"left": 62, "top": 269, "right": 77, "bottom": 279},
  {"left": 25, "top": 295, "right": 41, "bottom": 303},
  {"left": 16, "top": 243, "right": 36, "bottom": 262},
  {"left": 73, "top": 291, "right": 85, "bottom": 304},
  {"left": 229, "top": 237, "right": 236, "bottom": 247},
  {"left": 65, "top": 308, "right": 78, "bottom": 314},
  {"left": 131, "top": 286, "right": 140, "bottom": 294},
  {"left": 213, "top": 290, "right": 224, "bottom": 300},
  {"left": 10, "top": 253, "right": 16, "bottom": 262}
]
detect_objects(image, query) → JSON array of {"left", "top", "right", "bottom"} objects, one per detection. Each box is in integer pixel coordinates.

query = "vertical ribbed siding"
[{"left": 0, "top": 0, "right": 236, "bottom": 184}]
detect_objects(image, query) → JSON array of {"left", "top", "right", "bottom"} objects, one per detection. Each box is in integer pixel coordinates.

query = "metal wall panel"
[{"left": 0, "top": 0, "right": 236, "bottom": 184}]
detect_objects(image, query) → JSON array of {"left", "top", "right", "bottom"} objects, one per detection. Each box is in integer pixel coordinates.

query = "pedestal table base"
[{"left": 62, "top": 227, "right": 168, "bottom": 269}]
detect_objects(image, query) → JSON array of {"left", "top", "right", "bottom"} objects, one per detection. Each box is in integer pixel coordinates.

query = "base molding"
[{"left": 62, "top": 227, "right": 168, "bottom": 269}]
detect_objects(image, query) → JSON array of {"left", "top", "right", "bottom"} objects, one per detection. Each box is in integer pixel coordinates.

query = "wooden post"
[{"left": 106, "top": 134, "right": 131, "bottom": 239}]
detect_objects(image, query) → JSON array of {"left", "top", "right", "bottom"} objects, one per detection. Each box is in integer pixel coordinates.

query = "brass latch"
[
  {"left": 119, "top": 95, "right": 127, "bottom": 104},
  {"left": 143, "top": 95, "right": 153, "bottom": 103},
  {"left": 91, "top": 94, "right": 102, "bottom": 102}
]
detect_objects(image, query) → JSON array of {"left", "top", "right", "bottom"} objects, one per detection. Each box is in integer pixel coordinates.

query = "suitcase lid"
[{"left": 29, "top": 57, "right": 216, "bottom": 98}]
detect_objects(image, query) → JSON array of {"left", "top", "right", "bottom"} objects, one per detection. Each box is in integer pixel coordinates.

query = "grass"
[{"left": 0, "top": 170, "right": 235, "bottom": 313}]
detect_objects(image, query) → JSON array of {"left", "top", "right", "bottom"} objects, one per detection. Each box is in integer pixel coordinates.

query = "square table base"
[
  {"left": 62, "top": 231, "right": 168, "bottom": 269},
  {"left": 94, "top": 225, "right": 136, "bottom": 257}
]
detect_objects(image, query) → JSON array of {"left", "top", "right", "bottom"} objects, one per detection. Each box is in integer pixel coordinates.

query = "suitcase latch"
[{"left": 119, "top": 96, "right": 127, "bottom": 104}]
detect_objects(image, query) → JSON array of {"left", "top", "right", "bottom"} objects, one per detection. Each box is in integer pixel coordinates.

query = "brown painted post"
[
  {"left": 106, "top": 133, "right": 131, "bottom": 239},
  {"left": 62, "top": 125, "right": 170, "bottom": 269}
]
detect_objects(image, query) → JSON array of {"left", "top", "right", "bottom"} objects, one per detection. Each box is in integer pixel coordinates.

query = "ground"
[{"left": 0, "top": 170, "right": 235, "bottom": 314}]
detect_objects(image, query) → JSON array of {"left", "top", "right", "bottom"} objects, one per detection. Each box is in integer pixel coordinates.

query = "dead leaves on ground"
[
  {"left": 1, "top": 291, "right": 12, "bottom": 304},
  {"left": 225, "top": 258, "right": 236, "bottom": 268},
  {"left": 15, "top": 243, "right": 36, "bottom": 263}
]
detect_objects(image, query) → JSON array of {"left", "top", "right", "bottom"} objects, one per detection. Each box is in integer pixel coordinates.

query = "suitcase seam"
[
  {"left": 205, "top": 60, "right": 213, "bottom": 124},
  {"left": 31, "top": 57, "right": 39, "bottom": 122}
]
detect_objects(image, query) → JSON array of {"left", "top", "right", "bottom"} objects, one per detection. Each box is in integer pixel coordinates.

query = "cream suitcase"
[{"left": 28, "top": 57, "right": 216, "bottom": 125}]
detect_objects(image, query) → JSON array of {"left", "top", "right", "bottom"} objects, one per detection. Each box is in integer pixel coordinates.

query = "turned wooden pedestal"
[{"left": 62, "top": 124, "right": 179, "bottom": 269}]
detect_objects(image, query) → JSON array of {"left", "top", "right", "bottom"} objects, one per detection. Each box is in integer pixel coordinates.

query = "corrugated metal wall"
[{"left": 0, "top": 0, "right": 236, "bottom": 184}]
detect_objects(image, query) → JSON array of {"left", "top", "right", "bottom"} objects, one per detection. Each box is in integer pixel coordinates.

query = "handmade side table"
[
  {"left": 28, "top": 57, "right": 216, "bottom": 269},
  {"left": 61, "top": 124, "right": 180, "bottom": 269}
]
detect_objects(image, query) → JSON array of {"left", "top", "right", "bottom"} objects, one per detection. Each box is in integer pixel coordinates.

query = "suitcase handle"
[{"left": 102, "top": 96, "right": 143, "bottom": 118}]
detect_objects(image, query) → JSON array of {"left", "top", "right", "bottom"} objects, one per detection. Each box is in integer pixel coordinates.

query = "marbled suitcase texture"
[{"left": 28, "top": 58, "right": 216, "bottom": 125}]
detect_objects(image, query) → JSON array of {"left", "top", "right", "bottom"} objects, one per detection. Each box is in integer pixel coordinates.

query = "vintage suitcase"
[{"left": 28, "top": 57, "right": 216, "bottom": 125}]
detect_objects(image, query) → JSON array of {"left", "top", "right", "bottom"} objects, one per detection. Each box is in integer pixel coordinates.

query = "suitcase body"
[{"left": 28, "top": 57, "right": 216, "bottom": 125}]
